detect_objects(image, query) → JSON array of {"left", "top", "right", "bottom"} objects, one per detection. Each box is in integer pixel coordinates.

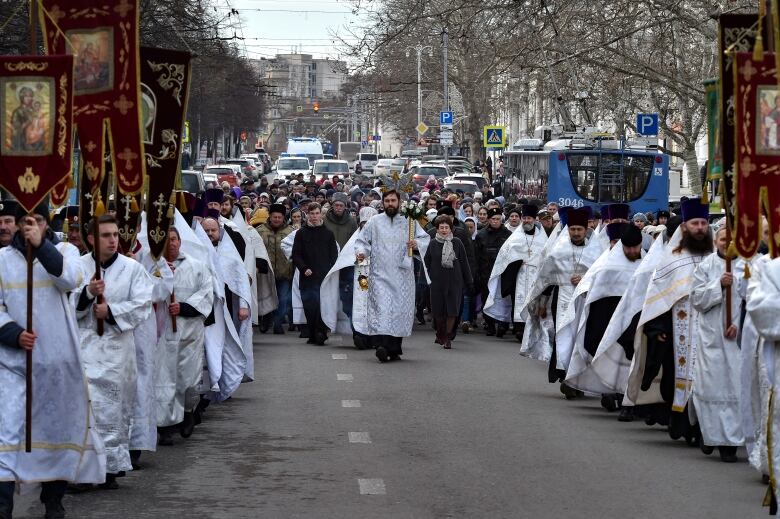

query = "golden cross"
[
  {"left": 114, "top": 0, "right": 133, "bottom": 18},
  {"left": 84, "top": 140, "right": 97, "bottom": 153},
  {"left": 113, "top": 95, "right": 134, "bottom": 115},
  {"left": 117, "top": 148, "right": 139, "bottom": 170},
  {"left": 740, "top": 60, "right": 757, "bottom": 83}
]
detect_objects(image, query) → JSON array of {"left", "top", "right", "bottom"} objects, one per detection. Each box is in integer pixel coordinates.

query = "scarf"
[{"left": 435, "top": 232, "right": 455, "bottom": 269}]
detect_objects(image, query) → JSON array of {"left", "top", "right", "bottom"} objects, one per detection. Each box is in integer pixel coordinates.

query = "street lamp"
[{"left": 405, "top": 44, "right": 433, "bottom": 126}]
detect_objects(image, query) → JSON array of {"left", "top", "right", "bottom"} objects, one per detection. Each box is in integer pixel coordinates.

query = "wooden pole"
[
  {"left": 719, "top": 180, "right": 733, "bottom": 329},
  {"left": 170, "top": 289, "right": 178, "bottom": 333},
  {"left": 24, "top": 0, "right": 36, "bottom": 454},
  {"left": 93, "top": 214, "right": 104, "bottom": 336}
]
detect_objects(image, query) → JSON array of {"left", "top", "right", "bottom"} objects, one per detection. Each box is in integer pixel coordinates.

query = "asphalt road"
[{"left": 15, "top": 325, "right": 766, "bottom": 518}]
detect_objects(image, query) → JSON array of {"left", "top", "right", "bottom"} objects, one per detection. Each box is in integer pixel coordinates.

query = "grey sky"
[{"left": 230, "top": 0, "right": 362, "bottom": 60}]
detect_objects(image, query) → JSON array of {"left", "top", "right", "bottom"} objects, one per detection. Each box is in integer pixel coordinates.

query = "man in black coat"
[
  {"left": 475, "top": 207, "right": 512, "bottom": 336},
  {"left": 292, "top": 203, "right": 338, "bottom": 345}
]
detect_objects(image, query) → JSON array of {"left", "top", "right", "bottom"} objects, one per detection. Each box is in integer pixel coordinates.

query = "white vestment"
[
  {"left": 483, "top": 228, "right": 547, "bottom": 323},
  {"left": 691, "top": 252, "right": 745, "bottom": 447},
  {"left": 76, "top": 253, "right": 154, "bottom": 473},
  {"left": 588, "top": 235, "right": 666, "bottom": 393},
  {"left": 129, "top": 249, "right": 173, "bottom": 451},
  {"left": 564, "top": 242, "right": 643, "bottom": 394},
  {"left": 321, "top": 230, "right": 368, "bottom": 335},
  {"left": 746, "top": 257, "right": 780, "bottom": 496},
  {"left": 282, "top": 230, "right": 305, "bottom": 324},
  {"left": 625, "top": 228, "right": 709, "bottom": 409},
  {"left": 230, "top": 212, "right": 277, "bottom": 324},
  {"left": 0, "top": 241, "right": 105, "bottom": 484},
  {"left": 520, "top": 231, "right": 602, "bottom": 370},
  {"left": 354, "top": 213, "right": 430, "bottom": 337},
  {"left": 197, "top": 223, "right": 250, "bottom": 401},
  {"left": 154, "top": 253, "right": 214, "bottom": 427}
]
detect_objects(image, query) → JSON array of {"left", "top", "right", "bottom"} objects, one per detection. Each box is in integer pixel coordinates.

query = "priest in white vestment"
[
  {"left": 563, "top": 224, "right": 644, "bottom": 410},
  {"left": 75, "top": 215, "right": 154, "bottom": 487},
  {"left": 520, "top": 207, "right": 601, "bottom": 396},
  {"left": 0, "top": 208, "right": 105, "bottom": 518},
  {"left": 355, "top": 189, "right": 430, "bottom": 363},
  {"left": 483, "top": 204, "right": 547, "bottom": 342},
  {"left": 691, "top": 226, "right": 745, "bottom": 462},
  {"left": 155, "top": 226, "right": 214, "bottom": 445},
  {"left": 625, "top": 198, "right": 712, "bottom": 444},
  {"left": 200, "top": 213, "right": 250, "bottom": 401}
]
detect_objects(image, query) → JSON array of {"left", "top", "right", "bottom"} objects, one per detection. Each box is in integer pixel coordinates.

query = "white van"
[
  {"left": 287, "top": 137, "right": 324, "bottom": 167},
  {"left": 356, "top": 152, "right": 378, "bottom": 173}
]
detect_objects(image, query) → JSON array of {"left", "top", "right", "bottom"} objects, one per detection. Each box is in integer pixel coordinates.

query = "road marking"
[
  {"left": 342, "top": 400, "right": 361, "bottom": 408},
  {"left": 349, "top": 432, "right": 371, "bottom": 443},
  {"left": 332, "top": 353, "right": 348, "bottom": 360},
  {"left": 337, "top": 374, "right": 354, "bottom": 381},
  {"left": 358, "top": 478, "right": 386, "bottom": 495}
]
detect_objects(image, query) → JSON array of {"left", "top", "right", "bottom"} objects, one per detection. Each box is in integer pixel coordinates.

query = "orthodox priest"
[
  {"left": 482, "top": 204, "right": 547, "bottom": 342},
  {"left": 625, "top": 198, "right": 712, "bottom": 444},
  {"left": 562, "top": 224, "right": 644, "bottom": 409},
  {"left": 0, "top": 206, "right": 105, "bottom": 519},
  {"left": 521, "top": 207, "right": 602, "bottom": 396},
  {"left": 155, "top": 227, "right": 214, "bottom": 445},
  {"left": 355, "top": 189, "right": 430, "bottom": 363},
  {"left": 691, "top": 225, "right": 744, "bottom": 462},
  {"left": 76, "top": 214, "right": 154, "bottom": 488}
]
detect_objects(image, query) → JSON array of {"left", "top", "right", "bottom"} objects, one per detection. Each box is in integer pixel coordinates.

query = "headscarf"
[
  {"left": 464, "top": 216, "right": 478, "bottom": 240},
  {"left": 435, "top": 229, "right": 455, "bottom": 268}
]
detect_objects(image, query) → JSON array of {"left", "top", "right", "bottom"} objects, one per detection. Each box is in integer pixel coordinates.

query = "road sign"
[
  {"left": 416, "top": 122, "right": 429, "bottom": 135},
  {"left": 439, "top": 130, "right": 453, "bottom": 139},
  {"left": 440, "top": 111, "right": 453, "bottom": 125},
  {"left": 636, "top": 113, "right": 659, "bottom": 136},
  {"left": 353, "top": 131, "right": 361, "bottom": 138},
  {"left": 362, "top": 140, "right": 368, "bottom": 147},
  {"left": 483, "top": 125, "right": 506, "bottom": 148},
  {"left": 440, "top": 123, "right": 453, "bottom": 131},
  {"left": 296, "top": 105, "right": 303, "bottom": 112},
  {"left": 373, "top": 135, "right": 381, "bottom": 141},
  {"left": 440, "top": 137, "right": 453, "bottom": 145}
]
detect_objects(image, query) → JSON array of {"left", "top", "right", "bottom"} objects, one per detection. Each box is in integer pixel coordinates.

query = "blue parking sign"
[
  {"left": 440, "top": 111, "right": 453, "bottom": 125},
  {"left": 636, "top": 113, "right": 659, "bottom": 136}
]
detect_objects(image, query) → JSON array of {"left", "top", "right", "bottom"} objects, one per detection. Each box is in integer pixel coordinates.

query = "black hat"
[
  {"left": 620, "top": 223, "right": 643, "bottom": 247},
  {"left": 656, "top": 210, "right": 670, "bottom": 219},
  {"left": 0, "top": 199, "right": 19, "bottom": 217},
  {"left": 521, "top": 204, "right": 539, "bottom": 218},
  {"left": 15, "top": 201, "right": 49, "bottom": 223},
  {"left": 241, "top": 177, "right": 254, "bottom": 186},
  {"left": 269, "top": 203, "right": 286, "bottom": 216},
  {"left": 606, "top": 222, "right": 626, "bottom": 241},
  {"left": 204, "top": 188, "right": 224, "bottom": 205},
  {"left": 567, "top": 207, "right": 590, "bottom": 228},
  {"left": 437, "top": 206, "right": 456, "bottom": 217},
  {"left": 487, "top": 207, "right": 503, "bottom": 219}
]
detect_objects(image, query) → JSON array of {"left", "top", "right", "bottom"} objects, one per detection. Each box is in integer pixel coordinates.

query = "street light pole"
[
  {"left": 405, "top": 44, "right": 433, "bottom": 126},
  {"left": 441, "top": 27, "right": 449, "bottom": 169}
]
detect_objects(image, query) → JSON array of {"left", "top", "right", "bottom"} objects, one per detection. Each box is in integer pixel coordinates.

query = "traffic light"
[{"left": 313, "top": 101, "right": 319, "bottom": 114}]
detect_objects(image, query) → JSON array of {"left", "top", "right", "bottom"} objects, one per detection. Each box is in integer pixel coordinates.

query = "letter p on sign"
[{"left": 636, "top": 113, "right": 659, "bottom": 136}]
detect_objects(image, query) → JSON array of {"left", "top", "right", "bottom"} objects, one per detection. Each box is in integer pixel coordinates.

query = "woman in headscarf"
[
  {"left": 424, "top": 215, "right": 473, "bottom": 349},
  {"left": 425, "top": 175, "right": 438, "bottom": 191},
  {"left": 289, "top": 207, "right": 303, "bottom": 230}
]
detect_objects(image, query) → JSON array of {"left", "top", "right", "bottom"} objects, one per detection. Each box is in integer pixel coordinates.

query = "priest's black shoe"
[
  {"left": 486, "top": 326, "right": 495, "bottom": 336},
  {"left": 180, "top": 412, "right": 195, "bottom": 438},
  {"left": 43, "top": 501, "right": 66, "bottom": 519},
  {"left": 700, "top": 443, "right": 715, "bottom": 455},
  {"left": 496, "top": 326, "right": 506, "bottom": 338},
  {"left": 130, "top": 450, "right": 142, "bottom": 470},
  {"left": 719, "top": 446, "right": 738, "bottom": 463},
  {"left": 98, "top": 474, "right": 119, "bottom": 490},
  {"left": 158, "top": 428, "right": 174, "bottom": 446},
  {"left": 617, "top": 407, "right": 634, "bottom": 422},
  {"left": 375, "top": 346, "right": 389, "bottom": 363}
]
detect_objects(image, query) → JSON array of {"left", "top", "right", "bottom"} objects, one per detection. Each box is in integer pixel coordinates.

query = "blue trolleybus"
[{"left": 504, "top": 137, "right": 669, "bottom": 215}]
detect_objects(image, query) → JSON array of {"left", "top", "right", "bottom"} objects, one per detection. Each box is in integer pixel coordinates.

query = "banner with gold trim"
[
  {"left": 40, "top": 0, "right": 146, "bottom": 200},
  {"left": 0, "top": 55, "right": 74, "bottom": 212},
  {"left": 733, "top": 52, "right": 780, "bottom": 258},
  {"left": 140, "top": 47, "right": 192, "bottom": 259}
]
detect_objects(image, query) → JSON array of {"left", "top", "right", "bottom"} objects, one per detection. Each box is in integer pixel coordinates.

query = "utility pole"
[
  {"left": 441, "top": 27, "right": 449, "bottom": 169},
  {"left": 405, "top": 45, "right": 433, "bottom": 127}
]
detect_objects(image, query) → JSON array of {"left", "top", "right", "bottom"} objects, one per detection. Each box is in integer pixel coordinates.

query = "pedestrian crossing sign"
[{"left": 483, "top": 125, "right": 506, "bottom": 148}]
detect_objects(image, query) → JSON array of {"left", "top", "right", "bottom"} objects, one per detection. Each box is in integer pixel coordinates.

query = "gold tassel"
[
  {"left": 727, "top": 241, "right": 738, "bottom": 258},
  {"left": 94, "top": 193, "right": 106, "bottom": 217},
  {"left": 166, "top": 204, "right": 175, "bottom": 219},
  {"left": 701, "top": 182, "right": 709, "bottom": 205},
  {"left": 744, "top": 262, "right": 752, "bottom": 279},
  {"left": 177, "top": 192, "right": 188, "bottom": 213},
  {"left": 130, "top": 196, "right": 140, "bottom": 213},
  {"left": 62, "top": 219, "right": 69, "bottom": 234},
  {"left": 754, "top": 34, "right": 765, "bottom": 61}
]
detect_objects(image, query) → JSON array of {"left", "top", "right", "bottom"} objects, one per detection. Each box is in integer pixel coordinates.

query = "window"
[{"left": 566, "top": 153, "right": 652, "bottom": 203}]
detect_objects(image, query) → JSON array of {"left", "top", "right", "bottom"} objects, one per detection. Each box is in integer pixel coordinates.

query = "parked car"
[
  {"left": 205, "top": 164, "right": 241, "bottom": 187},
  {"left": 356, "top": 152, "right": 379, "bottom": 173},
  {"left": 448, "top": 173, "right": 488, "bottom": 190},
  {"left": 373, "top": 158, "right": 406, "bottom": 178},
  {"left": 443, "top": 179, "right": 479, "bottom": 194},
  {"left": 313, "top": 159, "right": 350, "bottom": 182},
  {"left": 225, "top": 158, "right": 256, "bottom": 176},
  {"left": 181, "top": 169, "right": 205, "bottom": 194},
  {"left": 275, "top": 157, "right": 312, "bottom": 180},
  {"left": 410, "top": 164, "right": 449, "bottom": 186}
]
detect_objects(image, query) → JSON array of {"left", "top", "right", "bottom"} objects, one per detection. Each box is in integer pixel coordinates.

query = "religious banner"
[
  {"left": 0, "top": 55, "right": 74, "bottom": 212},
  {"left": 718, "top": 14, "right": 767, "bottom": 212},
  {"left": 39, "top": 0, "right": 146, "bottom": 199},
  {"left": 733, "top": 52, "right": 780, "bottom": 258},
  {"left": 704, "top": 79, "right": 722, "bottom": 182},
  {"left": 140, "top": 46, "right": 192, "bottom": 259},
  {"left": 78, "top": 156, "right": 109, "bottom": 248}
]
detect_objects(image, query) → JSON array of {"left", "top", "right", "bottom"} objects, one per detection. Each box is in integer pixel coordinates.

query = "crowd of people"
[{"left": 1, "top": 161, "right": 780, "bottom": 517}]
